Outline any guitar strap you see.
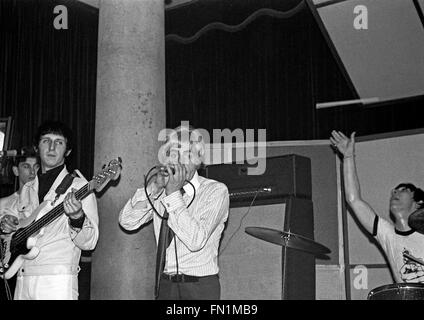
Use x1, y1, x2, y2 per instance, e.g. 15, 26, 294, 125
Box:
51, 171, 78, 206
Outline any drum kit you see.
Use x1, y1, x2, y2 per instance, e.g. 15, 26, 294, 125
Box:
244, 226, 331, 256
367, 208, 424, 300
245, 206, 424, 300
368, 283, 424, 300
408, 208, 424, 235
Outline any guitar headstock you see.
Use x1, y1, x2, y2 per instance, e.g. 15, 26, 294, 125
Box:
91, 157, 122, 192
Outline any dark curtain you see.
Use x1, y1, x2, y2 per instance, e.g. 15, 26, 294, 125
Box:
0, 0, 98, 300
316, 96, 424, 139
0, 0, 98, 182
165, 0, 424, 140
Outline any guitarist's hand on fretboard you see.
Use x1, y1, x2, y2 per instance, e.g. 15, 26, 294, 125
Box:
63, 188, 84, 219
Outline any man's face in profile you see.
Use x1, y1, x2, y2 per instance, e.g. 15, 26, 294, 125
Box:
390, 186, 417, 215
13, 157, 39, 185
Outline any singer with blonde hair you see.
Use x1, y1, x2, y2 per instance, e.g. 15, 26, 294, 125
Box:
119, 124, 229, 300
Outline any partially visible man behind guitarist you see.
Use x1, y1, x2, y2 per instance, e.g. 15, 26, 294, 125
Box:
0, 121, 99, 300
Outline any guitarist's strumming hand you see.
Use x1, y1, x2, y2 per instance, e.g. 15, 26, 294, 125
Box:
0, 213, 18, 234
63, 188, 84, 220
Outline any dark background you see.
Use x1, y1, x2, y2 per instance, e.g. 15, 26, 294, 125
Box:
1, 0, 423, 299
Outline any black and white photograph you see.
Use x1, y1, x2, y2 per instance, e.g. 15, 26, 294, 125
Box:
0, 117, 12, 151
1, 0, 424, 308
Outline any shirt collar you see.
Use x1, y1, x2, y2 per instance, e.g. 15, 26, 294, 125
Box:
183, 171, 200, 196
395, 228, 415, 236
37, 164, 66, 202
38, 163, 65, 179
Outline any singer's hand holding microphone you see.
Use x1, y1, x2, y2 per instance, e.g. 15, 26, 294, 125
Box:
165, 164, 186, 196
150, 166, 169, 196
150, 164, 185, 196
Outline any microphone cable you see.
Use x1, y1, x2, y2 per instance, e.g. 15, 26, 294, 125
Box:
144, 166, 164, 220
219, 188, 260, 255
143, 165, 197, 280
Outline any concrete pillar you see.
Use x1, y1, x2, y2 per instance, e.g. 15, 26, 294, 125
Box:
91, 0, 165, 299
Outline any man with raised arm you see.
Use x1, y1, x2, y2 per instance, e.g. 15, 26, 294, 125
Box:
330, 130, 424, 283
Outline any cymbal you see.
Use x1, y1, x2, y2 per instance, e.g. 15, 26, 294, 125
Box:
408, 208, 424, 235
245, 226, 331, 256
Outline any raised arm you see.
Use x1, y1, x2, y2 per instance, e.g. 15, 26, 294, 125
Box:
330, 130, 378, 234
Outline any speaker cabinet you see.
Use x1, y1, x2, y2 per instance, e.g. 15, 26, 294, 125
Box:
282, 196, 315, 299
203, 154, 316, 299
202, 154, 312, 208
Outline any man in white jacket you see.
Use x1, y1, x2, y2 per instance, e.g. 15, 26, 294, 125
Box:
0, 121, 99, 300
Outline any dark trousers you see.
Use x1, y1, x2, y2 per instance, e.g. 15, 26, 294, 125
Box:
157, 274, 220, 300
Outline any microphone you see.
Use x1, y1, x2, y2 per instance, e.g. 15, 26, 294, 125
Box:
156, 165, 176, 176
0, 149, 25, 157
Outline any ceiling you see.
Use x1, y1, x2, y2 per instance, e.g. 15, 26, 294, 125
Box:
77, 0, 196, 10
78, 0, 424, 107
311, 0, 424, 107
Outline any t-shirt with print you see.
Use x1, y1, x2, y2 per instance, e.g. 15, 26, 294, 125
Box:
374, 215, 424, 283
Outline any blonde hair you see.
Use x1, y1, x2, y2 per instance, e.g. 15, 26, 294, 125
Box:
158, 125, 205, 168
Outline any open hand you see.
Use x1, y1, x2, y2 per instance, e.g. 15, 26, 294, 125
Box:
330, 131, 356, 157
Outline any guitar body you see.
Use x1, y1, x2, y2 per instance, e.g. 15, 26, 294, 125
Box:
0, 203, 48, 279
4, 240, 40, 279
1, 158, 121, 280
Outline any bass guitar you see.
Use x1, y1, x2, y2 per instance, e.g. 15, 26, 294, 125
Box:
0, 158, 122, 279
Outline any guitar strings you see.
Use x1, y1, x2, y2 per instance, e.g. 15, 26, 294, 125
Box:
10, 184, 89, 247
1, 183, 88, 298
12, 184, 88, 245
9, 166, 117, 248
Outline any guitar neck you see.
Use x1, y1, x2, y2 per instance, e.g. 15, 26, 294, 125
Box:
18, 183, 92, 239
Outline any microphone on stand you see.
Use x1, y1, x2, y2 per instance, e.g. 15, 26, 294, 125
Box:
0, 149, 26, 157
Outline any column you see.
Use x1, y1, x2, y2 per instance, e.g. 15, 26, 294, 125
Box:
91, 0, 165, 299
